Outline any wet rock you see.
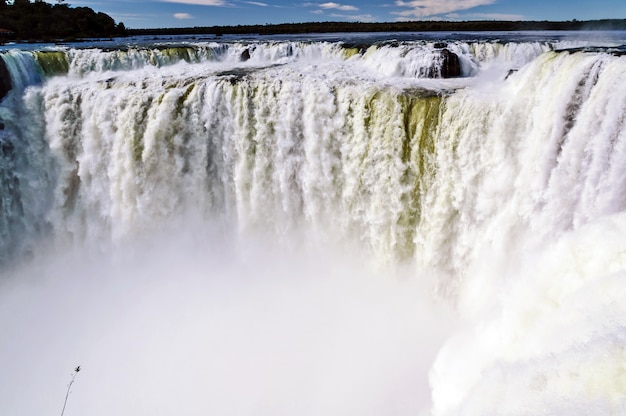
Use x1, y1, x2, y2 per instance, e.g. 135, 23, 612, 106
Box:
440, 48, 461, 78
423, 48, 462, 78
240, 48, 251, 61
0, 58, 11, 102
341, 43, 371, 54
0, 138, 14, 157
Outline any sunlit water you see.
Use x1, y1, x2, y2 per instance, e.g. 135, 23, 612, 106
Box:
1, 31, 626, 415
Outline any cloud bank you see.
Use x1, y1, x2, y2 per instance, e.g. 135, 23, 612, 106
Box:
393, 0, 497, 18
319, 2, 358, 11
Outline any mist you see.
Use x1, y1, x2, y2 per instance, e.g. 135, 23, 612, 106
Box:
0, 223, 457, 416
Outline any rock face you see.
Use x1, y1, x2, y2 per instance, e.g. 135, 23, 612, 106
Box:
0, 137, 13, 157
0, 57, 11, 102
439, 48, 461, 78
423, 46, 462, 78
240, 48, 251, 62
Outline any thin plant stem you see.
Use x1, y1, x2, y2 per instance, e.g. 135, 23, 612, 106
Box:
60, 366, 81, 416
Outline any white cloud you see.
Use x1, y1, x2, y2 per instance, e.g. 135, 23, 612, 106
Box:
319, 2, 358, 11
312, 9, 324, 14
164, 0, 227, 6
244, 1, 269, 5
393, 0, 497, 18
174, 12, 194, 19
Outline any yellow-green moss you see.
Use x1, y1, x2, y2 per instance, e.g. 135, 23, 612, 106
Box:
35, 51, 69, 76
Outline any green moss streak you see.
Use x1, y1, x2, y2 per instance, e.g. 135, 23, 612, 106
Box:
343, 47, 360, 59
162, 47, 196, 63
397, 93, 443, 259
131, 97, 152, 163
35, 51, 69, 76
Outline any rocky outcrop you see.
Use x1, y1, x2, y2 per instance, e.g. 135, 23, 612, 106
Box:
0, 57, 11, 102
423, 46, 462, 78
439, 48, 461, 78
0, 137, 13, 157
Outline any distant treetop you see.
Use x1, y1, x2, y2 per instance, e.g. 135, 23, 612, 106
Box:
0, 0, 126, 41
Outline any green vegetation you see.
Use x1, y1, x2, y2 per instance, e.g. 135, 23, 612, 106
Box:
35, 51, 69, 75
0, 0, 125, 42
128, 19, 626, 37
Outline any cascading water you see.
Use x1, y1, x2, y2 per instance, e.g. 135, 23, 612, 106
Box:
1, 33, 625, 416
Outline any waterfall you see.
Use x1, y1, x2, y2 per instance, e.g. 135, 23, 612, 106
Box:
2, 41, 624, 269
1, 35, 625, 415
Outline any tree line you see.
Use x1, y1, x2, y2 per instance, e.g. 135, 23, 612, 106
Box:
129, 19, 626, 37
0, 0, 125, 41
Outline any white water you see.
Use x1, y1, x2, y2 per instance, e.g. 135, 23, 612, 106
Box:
1, 34, 626, 415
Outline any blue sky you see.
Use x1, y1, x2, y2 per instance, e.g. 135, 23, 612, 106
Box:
66, 0, 626, 29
